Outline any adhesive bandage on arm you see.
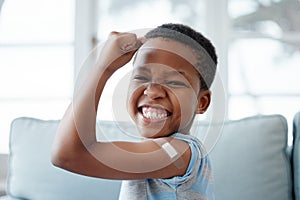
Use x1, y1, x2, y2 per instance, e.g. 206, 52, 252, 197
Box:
154, 138, 178, 159
161, 142, 178, 159
154, 138, 185, 169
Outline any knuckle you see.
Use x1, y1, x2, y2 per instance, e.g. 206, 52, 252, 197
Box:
109, 31, 119, 35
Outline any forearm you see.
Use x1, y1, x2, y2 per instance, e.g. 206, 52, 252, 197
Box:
72, 65, 112, 145
52, 64, 112, 163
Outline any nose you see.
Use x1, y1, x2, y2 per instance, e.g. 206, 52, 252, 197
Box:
143, 83, 166, 99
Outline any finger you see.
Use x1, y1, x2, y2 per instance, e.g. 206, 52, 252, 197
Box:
109, 31, 120, 36
109, 32, 145, 52
138, 36, 147, 45
119, 34, 140, 52
122, 35, 147, 52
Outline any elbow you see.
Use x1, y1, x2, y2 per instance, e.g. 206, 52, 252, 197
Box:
51, 147, 74, 170
51, 150, 66, 169
51, 147, 90, 177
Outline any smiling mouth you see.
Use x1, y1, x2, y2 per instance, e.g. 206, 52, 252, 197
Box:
138, 105, 172, 121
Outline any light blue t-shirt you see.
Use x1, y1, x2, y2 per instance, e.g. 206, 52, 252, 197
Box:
119, 133, 215, 200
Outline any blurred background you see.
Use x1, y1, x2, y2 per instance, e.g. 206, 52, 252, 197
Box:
0, 0, 299, 153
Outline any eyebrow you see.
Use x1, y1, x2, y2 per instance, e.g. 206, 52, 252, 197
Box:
134, 66, 186, 76
164, 70, 186, 77
134, 66, 150, 73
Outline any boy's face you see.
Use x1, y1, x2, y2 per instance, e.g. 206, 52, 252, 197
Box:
127, 38, 210, 138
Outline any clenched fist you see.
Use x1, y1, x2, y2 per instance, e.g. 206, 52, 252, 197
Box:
97, 31, 146, 74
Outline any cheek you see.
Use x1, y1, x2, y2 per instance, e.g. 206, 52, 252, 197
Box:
176, 92, 198, 117
126, 84, 144, 115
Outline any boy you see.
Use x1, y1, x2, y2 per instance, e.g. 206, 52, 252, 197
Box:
51, 23, 217, 199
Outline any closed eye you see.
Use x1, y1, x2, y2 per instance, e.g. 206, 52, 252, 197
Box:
133, 75, 150, 82
165, 81, 189, 88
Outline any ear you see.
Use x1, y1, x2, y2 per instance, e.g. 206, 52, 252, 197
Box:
195, 90, 211, 114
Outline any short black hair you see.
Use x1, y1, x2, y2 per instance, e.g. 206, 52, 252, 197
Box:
145, 23, 217, 90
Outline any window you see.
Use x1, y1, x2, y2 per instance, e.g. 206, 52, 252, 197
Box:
228, 0, 300, 143
0, 0, 74, 153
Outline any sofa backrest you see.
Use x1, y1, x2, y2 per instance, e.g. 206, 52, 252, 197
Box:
5, 115, 294, 200
210, 115, 293, 200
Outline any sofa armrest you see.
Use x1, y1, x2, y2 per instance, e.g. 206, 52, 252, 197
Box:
293, 111, 300, 200
0, 154, 8, 196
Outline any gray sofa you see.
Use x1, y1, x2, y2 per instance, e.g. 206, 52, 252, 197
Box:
1, 112, 300, 200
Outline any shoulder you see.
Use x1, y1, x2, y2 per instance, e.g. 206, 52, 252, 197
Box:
159, 133, 213, 186
172, 133, 207, 156
167, 133, 212, 180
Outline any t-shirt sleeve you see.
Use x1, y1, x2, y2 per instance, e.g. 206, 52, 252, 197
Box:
160, 138, 203, 188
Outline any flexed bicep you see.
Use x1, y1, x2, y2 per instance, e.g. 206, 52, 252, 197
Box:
62, 138, 191, 180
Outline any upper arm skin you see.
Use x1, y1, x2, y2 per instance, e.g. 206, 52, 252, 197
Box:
52, 132, 191, 180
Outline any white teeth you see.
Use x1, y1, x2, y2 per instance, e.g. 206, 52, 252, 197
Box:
142, 109, 167, 120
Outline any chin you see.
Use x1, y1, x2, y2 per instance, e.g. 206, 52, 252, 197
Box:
137, 127, 163, 138
136, 125, 176, 138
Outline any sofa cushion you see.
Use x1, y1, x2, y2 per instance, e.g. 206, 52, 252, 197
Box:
293, 111, 300, 199
210, 115, 293, 200
7, 117, 121, 200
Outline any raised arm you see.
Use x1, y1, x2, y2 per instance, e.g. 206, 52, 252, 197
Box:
51, 32, 191, 180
